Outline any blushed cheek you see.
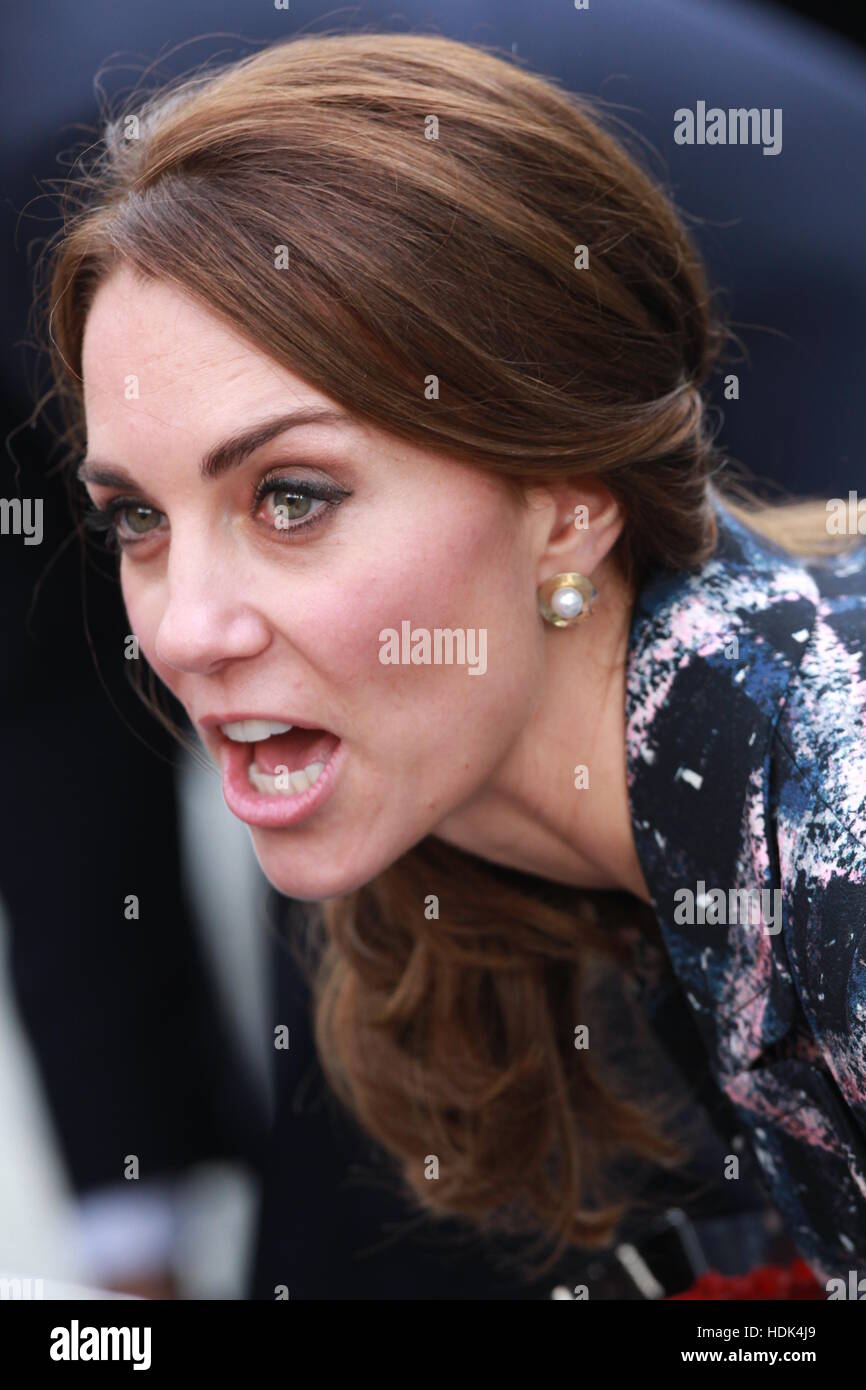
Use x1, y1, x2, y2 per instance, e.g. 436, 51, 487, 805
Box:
303, 540, 481, 683
296, 514, 525, 742
360, 498, 521, 636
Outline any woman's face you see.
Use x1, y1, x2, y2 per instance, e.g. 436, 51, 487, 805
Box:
80, 267, 552, 899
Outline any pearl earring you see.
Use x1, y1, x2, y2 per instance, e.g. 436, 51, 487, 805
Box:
537, 572, 598, 627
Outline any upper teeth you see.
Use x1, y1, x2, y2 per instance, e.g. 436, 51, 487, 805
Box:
220, 719, 293, 742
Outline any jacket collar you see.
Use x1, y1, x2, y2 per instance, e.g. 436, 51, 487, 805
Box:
624, 493, 820, 1078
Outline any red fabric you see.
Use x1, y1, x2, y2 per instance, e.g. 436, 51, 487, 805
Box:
665, 1258, 824, 1300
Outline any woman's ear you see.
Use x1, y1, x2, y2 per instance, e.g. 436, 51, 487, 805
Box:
528, 479, 624, 581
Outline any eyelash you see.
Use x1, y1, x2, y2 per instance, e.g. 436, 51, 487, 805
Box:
82, 475, 350, 552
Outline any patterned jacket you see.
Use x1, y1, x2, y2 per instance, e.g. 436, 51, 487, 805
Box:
625, 490, 866, 1285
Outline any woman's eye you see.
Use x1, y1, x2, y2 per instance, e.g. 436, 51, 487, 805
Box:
82, 498, 166, 550
81, 475, 350, 552
254, 477, 350, 536
263, 487, 320, 527
118, 503, 163, 536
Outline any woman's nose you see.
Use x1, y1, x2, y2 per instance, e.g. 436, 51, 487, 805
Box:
152, 545, 272, 675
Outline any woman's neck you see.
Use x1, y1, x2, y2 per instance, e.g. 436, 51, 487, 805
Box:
432, 558, 653, 905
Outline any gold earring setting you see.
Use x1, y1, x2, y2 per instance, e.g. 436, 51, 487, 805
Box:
537, 572, 598, 627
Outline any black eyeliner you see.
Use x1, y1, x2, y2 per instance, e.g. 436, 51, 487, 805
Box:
80, 474, 351, 551
252, 475, 352, 507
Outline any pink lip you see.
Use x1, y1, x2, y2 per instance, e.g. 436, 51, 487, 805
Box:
219, 735, 345, 830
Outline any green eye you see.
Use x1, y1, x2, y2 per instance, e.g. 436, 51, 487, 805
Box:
272, 490, 314, 523
119, 504, 161, 535
254, 475, 352, 540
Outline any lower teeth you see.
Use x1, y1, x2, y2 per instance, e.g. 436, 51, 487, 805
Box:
248, 759, 326, 796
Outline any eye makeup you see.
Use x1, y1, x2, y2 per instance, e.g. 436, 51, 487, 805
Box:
81, 470, 353, 551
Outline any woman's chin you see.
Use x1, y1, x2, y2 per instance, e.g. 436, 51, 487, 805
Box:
248, 837, 375, 902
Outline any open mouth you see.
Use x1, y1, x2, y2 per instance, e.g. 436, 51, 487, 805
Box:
220, 719, 341, 797
213, 716, 345, 831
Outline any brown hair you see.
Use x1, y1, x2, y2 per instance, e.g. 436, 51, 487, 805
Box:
39, 32, 853, 1274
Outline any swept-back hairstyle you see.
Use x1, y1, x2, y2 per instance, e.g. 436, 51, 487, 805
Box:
41, 32, 846, 1272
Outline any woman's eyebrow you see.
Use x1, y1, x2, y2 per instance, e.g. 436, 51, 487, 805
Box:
77, 406, 353, 487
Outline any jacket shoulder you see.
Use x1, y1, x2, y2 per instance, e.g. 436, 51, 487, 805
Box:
770, 540, 866, 1130
773, 541, 866, 842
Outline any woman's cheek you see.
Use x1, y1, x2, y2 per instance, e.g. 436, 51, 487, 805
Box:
300, 596, 398, 683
